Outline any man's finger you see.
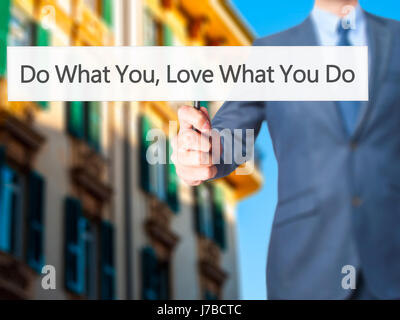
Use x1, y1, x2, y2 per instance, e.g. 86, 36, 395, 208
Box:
178, 105, 211, 131
182, 179, 202, 186
177, 129, 211, 152
175, 149, 213, 167
176, 165, 217, 181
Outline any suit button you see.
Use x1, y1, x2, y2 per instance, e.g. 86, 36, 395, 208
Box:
350, 142, 358, 150
352, 196, 362, 207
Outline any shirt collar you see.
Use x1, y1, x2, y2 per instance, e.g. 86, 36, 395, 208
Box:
311, 4, 365, 35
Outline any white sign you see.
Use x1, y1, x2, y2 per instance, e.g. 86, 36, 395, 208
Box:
7, 46, 368, 101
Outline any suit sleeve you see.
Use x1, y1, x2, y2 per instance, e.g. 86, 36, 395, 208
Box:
211, 100, 266, 179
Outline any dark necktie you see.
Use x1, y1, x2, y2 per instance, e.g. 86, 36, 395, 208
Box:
336, 22, 361, 135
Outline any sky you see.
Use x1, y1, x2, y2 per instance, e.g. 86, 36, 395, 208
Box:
231, 0, 400, 300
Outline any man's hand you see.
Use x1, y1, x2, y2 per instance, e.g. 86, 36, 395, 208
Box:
171, 105, 220, 186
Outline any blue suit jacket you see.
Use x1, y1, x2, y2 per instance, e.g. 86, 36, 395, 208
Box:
212, 12, 400, 299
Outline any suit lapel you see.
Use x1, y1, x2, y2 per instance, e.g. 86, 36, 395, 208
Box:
298, 18, 348, 138
353, 12, 392, 139
290, 15, 390, 140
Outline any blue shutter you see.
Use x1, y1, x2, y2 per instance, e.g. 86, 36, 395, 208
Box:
67, 101, 85, 139
213, 186, 226, 250
141, 246, 159, 300
205, 290, 218, 300
27, 171, 46, 272
101, 221, 115, 300
167, 141, 179, 213
64, 197, 85, 294
86, 102, 101, 152
34, 23, 49, 109
213, 207, 226, 250
193, 187, 203, 234
194, 185, 208, 236
0, 146, 3, 169
140, 116, 151, 192
0, 146, 11, 252
0, 148, 14, 253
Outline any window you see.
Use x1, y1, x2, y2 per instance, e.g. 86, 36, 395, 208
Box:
81, 217, 99, 299
65, 197, 85, 294
150, 133, 166, 200
141, 246, 170, 300
64, 196, 115, 299
27, 171, 46, 272
101, 221, 115, 300
139, 116, 168, 202
7, 4, 49, 108
1, 2, 49, 77
143, 10, 175, 46
8, 5, 33, 47
143, 9, 159, 46
194, 184, 213, 238
0, 146, 46, 271
67, 101, 102, 152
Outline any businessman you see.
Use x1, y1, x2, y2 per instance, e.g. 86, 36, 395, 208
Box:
171, 0, 400, 299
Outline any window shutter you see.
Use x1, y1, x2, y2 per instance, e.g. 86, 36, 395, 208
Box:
205, 290, 218, 300
213, 186, 226, 250
64, 197, 85, 294
0, 0, 11, 76
67, 101, 85, 139
0, 36, 7, 77
140, 116, 151, 192
167, 141, 179, 213
163, 24, 174, 46
34, 23, 49, 109
0, 167, 15, 253
86, 102, 101, 152
0, 0, 11, 34
102, 0, 113, 27
194, 185, 207, 236
141, 246, 159, 300
101, 221, 115, 300
27, 171, 46, 272
143, 9, 156, 46
0, 146, 4, 168
35, 23, 49, 46
0, 146, 11, 252
201, 101, 210, 111
158, 262, 170, 299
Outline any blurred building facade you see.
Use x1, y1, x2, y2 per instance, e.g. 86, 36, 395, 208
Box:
0, 0, 262, 300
